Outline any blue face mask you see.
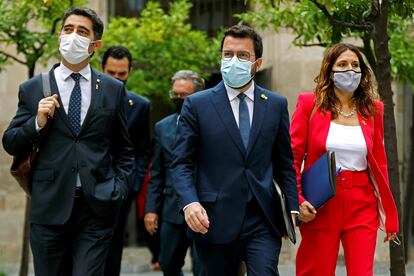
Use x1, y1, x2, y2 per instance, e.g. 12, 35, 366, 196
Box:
332, 70, 362, 93
221, 56, 256, 88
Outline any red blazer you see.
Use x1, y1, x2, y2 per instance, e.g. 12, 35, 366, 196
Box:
290, 93, 399, 233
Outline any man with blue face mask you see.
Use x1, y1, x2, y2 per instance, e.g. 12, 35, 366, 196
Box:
2, 7, 134, 276
171, 25, 299, 276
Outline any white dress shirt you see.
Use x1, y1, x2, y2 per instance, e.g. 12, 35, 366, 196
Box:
54, 62, 92, 123
225, 81, 254, 127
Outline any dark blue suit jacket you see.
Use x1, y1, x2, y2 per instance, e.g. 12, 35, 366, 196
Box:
145, 113, 184, 224
124, 91, 150, 192
2, 64, 135, 225
171, 81, 298, 244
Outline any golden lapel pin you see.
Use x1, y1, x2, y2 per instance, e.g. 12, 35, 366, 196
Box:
260, 93, 268, 100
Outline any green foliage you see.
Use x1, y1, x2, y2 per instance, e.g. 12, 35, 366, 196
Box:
0, 0, 85, 77
239, 0, 414, 84
389, 14, 414, 84
95, 0, 221, 101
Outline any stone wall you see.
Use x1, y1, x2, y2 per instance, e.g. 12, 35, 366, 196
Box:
0, 62, 30, 265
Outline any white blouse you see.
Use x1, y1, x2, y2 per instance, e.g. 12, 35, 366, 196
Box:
326, 121, 367, 171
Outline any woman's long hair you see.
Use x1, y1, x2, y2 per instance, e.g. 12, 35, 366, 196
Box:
314, 43, 378, 118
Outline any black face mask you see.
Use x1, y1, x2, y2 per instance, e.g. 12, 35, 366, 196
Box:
116, 78, 127, 85
173, 98, 184, 114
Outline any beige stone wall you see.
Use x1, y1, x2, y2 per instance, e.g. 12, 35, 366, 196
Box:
260, 29, 325, 117
0, 62, 30, 264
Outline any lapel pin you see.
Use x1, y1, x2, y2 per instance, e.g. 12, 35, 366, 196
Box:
260, 93, 268, 100
128, 99, 134, 106
362, 120, 366, 126
96, 78, 100, 91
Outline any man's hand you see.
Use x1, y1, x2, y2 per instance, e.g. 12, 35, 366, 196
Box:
184, 202, 209, 234
299, 201, 317, 222
37, 94, 60, 128
144, 212, 159, 235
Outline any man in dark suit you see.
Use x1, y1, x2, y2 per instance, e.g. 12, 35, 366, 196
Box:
102, 46, 150, 276
144, 70, 206, 276
2, 8, 134, 276
171, 25, 299, 276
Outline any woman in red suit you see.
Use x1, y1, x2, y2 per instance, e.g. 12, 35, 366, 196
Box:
290, 43, 399, 276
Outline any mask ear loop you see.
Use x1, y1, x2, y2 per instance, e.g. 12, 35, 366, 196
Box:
88, 41, 97, 58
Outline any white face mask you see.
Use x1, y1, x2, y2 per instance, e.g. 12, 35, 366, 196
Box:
59, 33, 93, 65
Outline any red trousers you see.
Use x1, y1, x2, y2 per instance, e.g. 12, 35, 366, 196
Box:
296, 170, 379, 276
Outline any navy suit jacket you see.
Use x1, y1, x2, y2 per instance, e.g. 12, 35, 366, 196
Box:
171, 81, 298, 244
124, 91, 150, 192
2, 64, 135, 225
145, 113, 184, 224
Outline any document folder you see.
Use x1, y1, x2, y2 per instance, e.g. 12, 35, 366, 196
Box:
273, 180, 296, 244
301, 151, 337, 209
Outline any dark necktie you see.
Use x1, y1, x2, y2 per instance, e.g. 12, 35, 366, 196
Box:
68, 73, 82, 135
238, 93, 250, 148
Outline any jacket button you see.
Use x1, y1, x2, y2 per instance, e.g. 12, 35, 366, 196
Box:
71, 167, 76, 172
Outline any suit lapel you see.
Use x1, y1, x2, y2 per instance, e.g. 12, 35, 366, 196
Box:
311, 107, 331, 154
172, 113, 178, 138
49, 64, 74, 134
79, 68, 100, 135
357, 113, 374, 155
211, 82, 246, 156
246, 85, 269, 156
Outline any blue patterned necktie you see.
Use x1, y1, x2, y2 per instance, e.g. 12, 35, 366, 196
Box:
237, 93, 250, 149
68, 73, 82, 135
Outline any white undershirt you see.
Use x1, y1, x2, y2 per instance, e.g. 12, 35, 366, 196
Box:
326, 121, 367, 171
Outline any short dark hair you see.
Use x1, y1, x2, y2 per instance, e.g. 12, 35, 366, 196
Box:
220, 25, 263, 59
61, 7, 104, 40
102, 46, 133, 71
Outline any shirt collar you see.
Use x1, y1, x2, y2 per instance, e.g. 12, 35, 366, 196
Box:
58, 62, 91, 82
225, 81, 255, 102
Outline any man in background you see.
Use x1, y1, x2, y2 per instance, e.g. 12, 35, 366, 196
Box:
144, 70, 206, 276
102, 45, 151, 276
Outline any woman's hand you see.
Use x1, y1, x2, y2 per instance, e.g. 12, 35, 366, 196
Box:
299, 201, 317, 222
384, 232, 399, 244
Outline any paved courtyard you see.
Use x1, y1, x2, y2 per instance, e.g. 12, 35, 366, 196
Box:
2, 247, 414, 275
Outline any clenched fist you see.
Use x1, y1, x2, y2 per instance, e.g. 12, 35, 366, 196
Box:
37, 94, 60, 127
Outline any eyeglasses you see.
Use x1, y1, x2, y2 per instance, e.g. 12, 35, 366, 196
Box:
222, 51, 254, 62
169, 90, 193, 99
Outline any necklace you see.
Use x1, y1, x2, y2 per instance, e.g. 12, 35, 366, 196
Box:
336, 105, 356, 118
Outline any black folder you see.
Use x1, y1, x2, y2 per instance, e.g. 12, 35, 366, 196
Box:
273, 180, 296, 244
301, 151, 337, 209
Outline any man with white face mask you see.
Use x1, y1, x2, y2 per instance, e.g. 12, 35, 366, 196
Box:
171, 25, 298, 275
2, 7, 134, 276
